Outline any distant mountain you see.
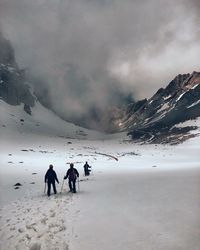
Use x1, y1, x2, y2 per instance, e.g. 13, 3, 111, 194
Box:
1, 34, 199, 144
114, 72, 200, 144
0, 33, 35, 115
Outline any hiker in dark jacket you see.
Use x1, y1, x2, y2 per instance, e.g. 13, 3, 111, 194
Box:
45, 164, 59, 196
64, 163, 79, 193
83, 161, 91, 176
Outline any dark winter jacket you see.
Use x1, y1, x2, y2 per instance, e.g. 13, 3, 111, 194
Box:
83, 163, 91, 170
45, 169, 59, 183
83, 163, 91, 175
64, 168, 79, 181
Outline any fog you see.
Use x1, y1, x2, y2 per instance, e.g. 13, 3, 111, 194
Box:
0, 0, 200, 122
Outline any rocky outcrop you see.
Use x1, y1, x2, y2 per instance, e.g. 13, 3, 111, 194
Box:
116, 71, 200, 144
0, 33, 35, 114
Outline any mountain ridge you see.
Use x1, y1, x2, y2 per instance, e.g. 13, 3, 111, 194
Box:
0, 35, 199, 144
114, 71, 200, 144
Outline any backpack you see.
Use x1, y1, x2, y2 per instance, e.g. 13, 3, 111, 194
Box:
68, 168, 76, 180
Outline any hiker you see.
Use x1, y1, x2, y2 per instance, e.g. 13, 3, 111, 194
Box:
64, 163, 79, 193
45, 164, 59, 196
83, 161, 91, 176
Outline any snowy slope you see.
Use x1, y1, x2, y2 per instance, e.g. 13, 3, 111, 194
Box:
0, 100, 200, 250
0, 99, 106, 140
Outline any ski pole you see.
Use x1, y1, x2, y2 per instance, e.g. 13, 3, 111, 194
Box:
60, 178, 65, 193
44, 182, 47, 194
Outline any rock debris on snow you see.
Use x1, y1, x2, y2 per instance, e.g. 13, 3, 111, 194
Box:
14, 183, 22, 186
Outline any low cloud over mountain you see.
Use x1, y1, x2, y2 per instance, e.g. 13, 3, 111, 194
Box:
0, 0, 199, 126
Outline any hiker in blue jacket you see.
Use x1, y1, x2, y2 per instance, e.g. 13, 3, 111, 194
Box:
64, 163, 79, 193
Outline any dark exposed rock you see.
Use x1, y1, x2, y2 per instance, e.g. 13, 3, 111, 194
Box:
14, 183, 22, 186
121, 152, 140, 156
0, 33, 35, 110
0, 31, 16, 65
24, 104, 32, 115
116, 71, 200, 144
29, 149, 35, 152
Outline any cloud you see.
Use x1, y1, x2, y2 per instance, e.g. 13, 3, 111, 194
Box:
0, 0, 199, 121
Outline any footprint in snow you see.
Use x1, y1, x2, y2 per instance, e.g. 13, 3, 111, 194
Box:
40, 217, 48, 225
10, 226, 16, 231
50, 212, 56, 217
18, 228, 24, 233
29, 242, 41, 250
63, 244, 69, 250
26, 223, 37, 232
26, 234, 31, 241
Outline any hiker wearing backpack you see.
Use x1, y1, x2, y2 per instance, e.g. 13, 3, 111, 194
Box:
83, 161, 91, 176
45, 164, 59, 196
64, 163, 79, 193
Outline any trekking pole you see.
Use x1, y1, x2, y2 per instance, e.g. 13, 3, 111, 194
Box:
44, 182, 47, 194
60, 178, 65, 194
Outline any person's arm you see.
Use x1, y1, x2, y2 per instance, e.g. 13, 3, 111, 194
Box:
54, 171, 59, 183
64, 170, 69, 179
76, 169, 79, 178
45, 170, 48, 183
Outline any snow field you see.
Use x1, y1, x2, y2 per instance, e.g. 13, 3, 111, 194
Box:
1, 100, 200, 250
70, 168, 200, 250
0, 192, 77, 250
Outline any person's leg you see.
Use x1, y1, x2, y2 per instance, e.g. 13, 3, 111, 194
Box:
68, 180, 73, 191
52, 181, 57, 194
73, 180, 76, 193
47, 182, 51, 196
85, 169, 89, 176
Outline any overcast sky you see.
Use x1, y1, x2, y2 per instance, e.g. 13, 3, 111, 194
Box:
0, 0, 200, 117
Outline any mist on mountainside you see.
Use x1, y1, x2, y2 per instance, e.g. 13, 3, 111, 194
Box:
0, 0, 200, 131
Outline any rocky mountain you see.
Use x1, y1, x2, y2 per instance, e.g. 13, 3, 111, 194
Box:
0, 33, 35, 115
0, 33, 199, 144
114, 71, 200, 144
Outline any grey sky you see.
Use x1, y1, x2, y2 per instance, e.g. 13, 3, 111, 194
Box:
0, 0, 200, 117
